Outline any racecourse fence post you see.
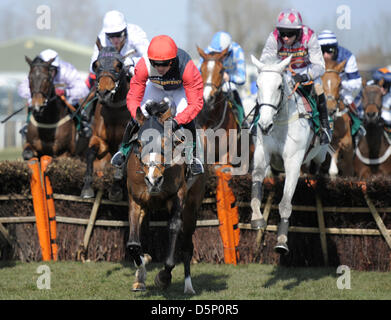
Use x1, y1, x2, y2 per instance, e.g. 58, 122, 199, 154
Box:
315, 193, 329, 266
40, 156, 58, 261
27, 158, 52, 261
81, 189, 103, 261
215, 165, 240, 265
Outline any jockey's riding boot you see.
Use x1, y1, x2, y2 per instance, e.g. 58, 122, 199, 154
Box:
19, 123, 28, 138
317, 94, 332, 145
183, 121, 204, 176
80, 108, 92, 138
111, 118, 139, 168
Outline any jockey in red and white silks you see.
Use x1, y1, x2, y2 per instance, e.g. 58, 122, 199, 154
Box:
260, 14, 325, 87
257, 8, 330, 145
127, 37, 203, 126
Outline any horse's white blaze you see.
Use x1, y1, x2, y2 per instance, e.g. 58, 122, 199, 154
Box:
147, 152, 159, 183
203, 60, 215, 101
327, 79, 332, 91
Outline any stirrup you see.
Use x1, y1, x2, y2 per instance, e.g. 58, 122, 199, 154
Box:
111, 151, 125, 168
320, 127, 331, 144
190, 157, 204, 175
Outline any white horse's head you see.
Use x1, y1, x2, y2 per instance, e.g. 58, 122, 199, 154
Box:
251, 55, 292, 135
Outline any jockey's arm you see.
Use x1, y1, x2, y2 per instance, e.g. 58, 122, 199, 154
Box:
306, 34, 325, 81
127, 58, 149, 119
340, 55, 362, 104
259, 32, 278, 65
229, 45, 246, 85
60, 62, 90, 104
174, 61, 204, 125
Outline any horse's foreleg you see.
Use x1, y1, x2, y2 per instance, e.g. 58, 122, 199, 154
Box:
250, 147, 269, 229
274, 155, 303, 254
127, 199, 148, 291
80, 146, 97, 199
329, 147, 340, 177
22, 142, 36, 160
155, 197, 183, 290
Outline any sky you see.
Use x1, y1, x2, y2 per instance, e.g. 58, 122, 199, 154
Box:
1, 0, 390, 58
96, 0, 391, 56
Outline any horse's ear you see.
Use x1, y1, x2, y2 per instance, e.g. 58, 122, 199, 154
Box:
220, 47, 230, 59
160, 106, 172, 123
362, 77, 367, 88
96, 37, 103, 51
336, 59, 347, 73
136, 108, 145, 124
278, 55, 292, 72
25, 56, 33, 67
251, 54, 264, 71
196, 46, 206, 60
47, 57, 55, 66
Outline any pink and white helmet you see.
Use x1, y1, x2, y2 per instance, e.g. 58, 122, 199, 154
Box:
276, 9, 303, 29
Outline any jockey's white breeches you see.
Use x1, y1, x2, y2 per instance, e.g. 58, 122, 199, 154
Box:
140, 80, 187, 118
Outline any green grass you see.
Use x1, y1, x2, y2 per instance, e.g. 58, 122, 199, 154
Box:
0, 147, 23, 161
0, 261, 390, 300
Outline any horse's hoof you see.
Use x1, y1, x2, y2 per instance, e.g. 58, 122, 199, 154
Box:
132, 282, 146, 292
154, 270, 172, 290
81, 187, 94, 199
108, 188, 123, 202
274, 242, 289, 255
22, 149, 34, 160
251, 218, 266, 229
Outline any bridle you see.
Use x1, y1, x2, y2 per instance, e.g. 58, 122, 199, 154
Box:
29, 63, 57, 106
323, 68, 345, 118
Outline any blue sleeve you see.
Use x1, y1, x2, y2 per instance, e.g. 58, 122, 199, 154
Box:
230, 43, 246, 85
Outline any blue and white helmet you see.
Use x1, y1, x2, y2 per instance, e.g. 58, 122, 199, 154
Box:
318, 30, 338, 47
208, 31, 232, 53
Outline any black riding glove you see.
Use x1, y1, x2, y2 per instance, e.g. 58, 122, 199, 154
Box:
172, 119, 180, 131
293, 73, 309, 84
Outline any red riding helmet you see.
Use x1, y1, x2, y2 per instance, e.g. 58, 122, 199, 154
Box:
148, 35, 178, 61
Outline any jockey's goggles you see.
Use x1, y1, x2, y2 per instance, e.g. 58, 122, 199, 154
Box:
150, 59, 172, 67
106, 30, 126, 39
321, 45, 337, 54
278, 29, 298, 38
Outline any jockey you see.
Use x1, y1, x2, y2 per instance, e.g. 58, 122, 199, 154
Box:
17, 49, 90, 137
199, 31, 247, 126
259, 9, 331, 144
111, 35, 205, 175
318, 30, 363, 116
83, 10, 149, 132
373, 66, 391, 132
86, 10, 149, 89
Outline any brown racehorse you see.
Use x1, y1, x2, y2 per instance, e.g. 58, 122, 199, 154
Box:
321, 58, 354, 177
22, 56, 77, 160
126, 100, 206, 294
353, 83, 391, 178
196, 46, 252, 173
81, 39, 130, 200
